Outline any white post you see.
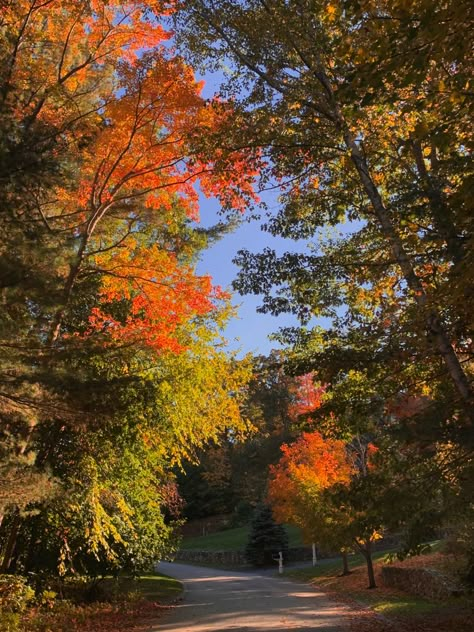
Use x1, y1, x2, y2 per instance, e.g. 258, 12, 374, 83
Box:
312, 543, 317, 566
278, 551, 283, 574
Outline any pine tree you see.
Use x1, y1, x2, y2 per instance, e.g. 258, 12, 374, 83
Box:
245, 504, 288, 567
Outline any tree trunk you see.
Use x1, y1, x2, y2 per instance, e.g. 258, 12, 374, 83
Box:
309, 66, 473, 415
0, 513, 21, 572
361, 539, 376, 589
197, 5, 474, 416
339, 121, 473, 415
49, 233, 89, 344
341, 549, 350, 576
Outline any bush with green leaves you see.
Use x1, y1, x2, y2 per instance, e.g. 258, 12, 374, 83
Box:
0, 574, 34, 613
0, 611, 20, 632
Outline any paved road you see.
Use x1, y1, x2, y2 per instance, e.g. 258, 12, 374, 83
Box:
153, 562, 349, 631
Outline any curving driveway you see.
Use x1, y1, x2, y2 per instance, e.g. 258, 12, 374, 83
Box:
153, 561, 349, 631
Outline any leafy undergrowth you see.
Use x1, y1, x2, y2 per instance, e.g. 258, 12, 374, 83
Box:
287, 550, 474, 632
12, 573, 182, 632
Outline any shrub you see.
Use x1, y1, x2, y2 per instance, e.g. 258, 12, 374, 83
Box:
0, 574, 35, 613
0, 611, 21, 632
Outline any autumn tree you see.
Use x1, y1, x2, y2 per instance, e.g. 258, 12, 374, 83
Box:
173, 0, 473, 559
0, 0, 255, 446
177, 352, 301, 521
268, 431, 354, 574
174, 0, 472, 414
0, 0, 256, 576
6, 335, 251, 576
269, 431, 400, 587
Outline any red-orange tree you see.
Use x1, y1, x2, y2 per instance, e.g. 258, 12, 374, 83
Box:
269, 431, 387, 587
0, 1, 256, 573
288, 373, 325, 423
2, 0, 257, 353
0, 0, 257, 421
268, 431, 354, 568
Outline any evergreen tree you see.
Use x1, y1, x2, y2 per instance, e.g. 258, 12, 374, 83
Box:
245, 504, 288, 567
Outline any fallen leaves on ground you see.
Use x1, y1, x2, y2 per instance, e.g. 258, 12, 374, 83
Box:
22, 599, 178, 631
310, 554, 473, 632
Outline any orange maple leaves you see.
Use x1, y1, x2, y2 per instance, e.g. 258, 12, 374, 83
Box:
288, 373, 325, 421
270, 431, 353, 496
68, 55, 207, 222
88, 241, 223, 352
5, 1, 259, 353
4, 1, 169, 123
268, 431, 354, 526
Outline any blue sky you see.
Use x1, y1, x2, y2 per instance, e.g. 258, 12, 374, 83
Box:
196, 196, 304, 357
193, 71, 309, 357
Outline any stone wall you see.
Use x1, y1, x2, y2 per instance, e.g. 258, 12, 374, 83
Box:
175, 546, 334, 566
176, 538, 401, 568
175, 549, 247, 566
381, 565, 463, 600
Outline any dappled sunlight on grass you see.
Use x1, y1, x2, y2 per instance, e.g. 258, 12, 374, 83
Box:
372, 598, 437, 616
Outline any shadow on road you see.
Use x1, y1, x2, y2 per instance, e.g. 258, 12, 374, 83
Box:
153, 562, 349, 631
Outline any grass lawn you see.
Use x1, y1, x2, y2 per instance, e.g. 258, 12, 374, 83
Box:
180, 523, 304, 550
285, 547, 474, 632
286, 547, 398, 582
102, 571, 183, 602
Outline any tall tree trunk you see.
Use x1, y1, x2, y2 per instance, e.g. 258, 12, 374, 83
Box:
303, 62, 473, 414
341, 549, 350, 576
356, 538, 376, 589
0, 513, 21, 572
335, 114, 473, 415
195, 0, 473, 414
